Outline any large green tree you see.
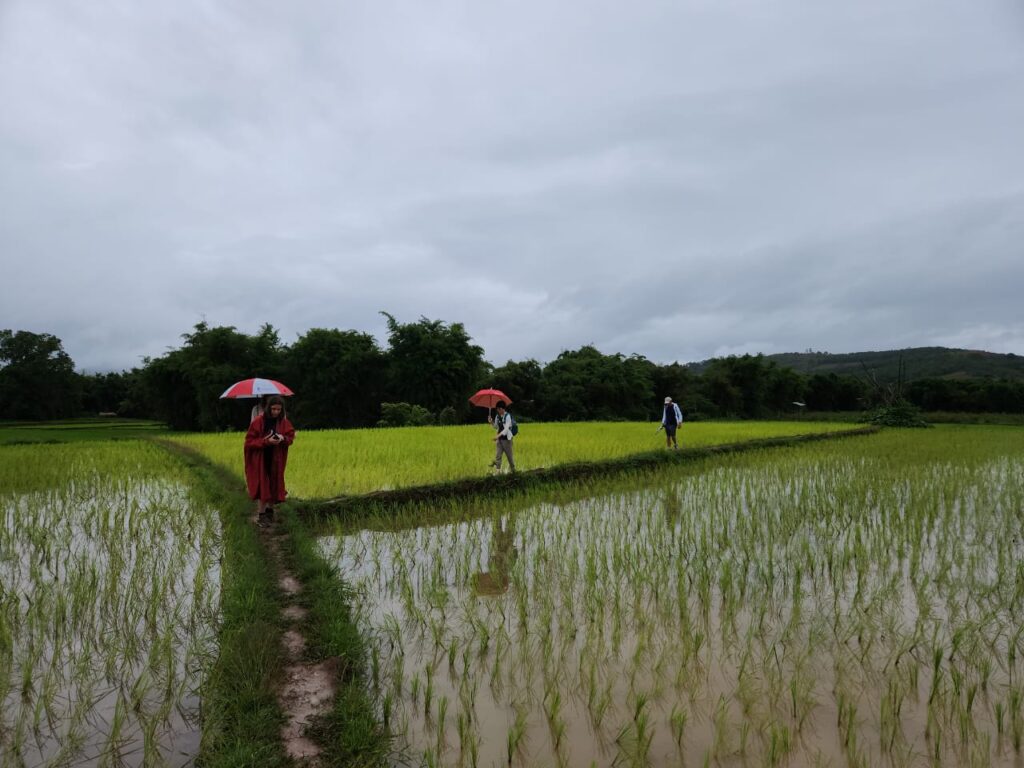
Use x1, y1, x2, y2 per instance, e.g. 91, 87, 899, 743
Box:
285, 328, 386, 428
804, 373, 865, 411
0, 330, 80, 420
79, 370, 139, 415
701, 355, 774, 417
140, 322, 284, 430
381, 313, 486, 416
486, 359, 543, 416
539, 346, 655, 421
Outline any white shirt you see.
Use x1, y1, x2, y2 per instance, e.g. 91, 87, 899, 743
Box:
494, 412, 514, 440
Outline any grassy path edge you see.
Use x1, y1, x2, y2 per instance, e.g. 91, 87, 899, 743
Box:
157, 440, 291, 767
277, 509, 389, 766
298, 426, 880, 520
158, 439, 387, 767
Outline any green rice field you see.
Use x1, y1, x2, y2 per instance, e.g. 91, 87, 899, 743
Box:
171, 420, 859, 498
320, 425, 1024, 767
4, 420, 1023, 766
0, 441, 222, 767
0, 418, 167, 445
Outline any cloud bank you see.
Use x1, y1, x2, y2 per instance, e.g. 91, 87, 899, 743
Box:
2, 0, 1023, 370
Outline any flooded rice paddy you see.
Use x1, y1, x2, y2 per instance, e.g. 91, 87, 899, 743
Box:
323, 427, 1024, 767
0, 443, 221, 767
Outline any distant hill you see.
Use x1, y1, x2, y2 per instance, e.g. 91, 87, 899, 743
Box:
688, 347, 1024, 383
768, 347, 1024, 382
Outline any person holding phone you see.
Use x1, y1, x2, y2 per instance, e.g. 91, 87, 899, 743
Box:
244, 395, 295, 527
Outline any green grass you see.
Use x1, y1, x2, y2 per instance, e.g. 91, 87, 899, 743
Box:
277, 507, 388, 766
320, 425, 1024, 767
0, 417, 167, 445
170, 420, 862, 498
0, 438, 290, 767
165, 445, 291, 768
923, 411, 1024, 425
0, 441, 228, 766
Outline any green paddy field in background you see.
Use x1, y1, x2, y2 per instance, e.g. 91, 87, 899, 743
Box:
0, 418, 167, 444
170, 420, 861, 498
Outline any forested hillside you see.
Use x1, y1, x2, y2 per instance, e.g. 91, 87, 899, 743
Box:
763, 347, 1024, 382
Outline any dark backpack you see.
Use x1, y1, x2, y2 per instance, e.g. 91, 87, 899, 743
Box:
664, 404, 678, 427
498, 412, 519, 437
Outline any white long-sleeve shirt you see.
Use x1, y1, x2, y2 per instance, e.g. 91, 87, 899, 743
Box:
493, 412, 514, 440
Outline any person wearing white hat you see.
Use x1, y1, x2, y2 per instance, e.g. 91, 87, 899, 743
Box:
661, 396, 683, 450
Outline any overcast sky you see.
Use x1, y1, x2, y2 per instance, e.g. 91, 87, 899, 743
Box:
2, 0, 1023, 372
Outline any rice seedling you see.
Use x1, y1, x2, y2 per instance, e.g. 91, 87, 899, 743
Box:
0, 441, 222, 767
313, 425, 1024, 766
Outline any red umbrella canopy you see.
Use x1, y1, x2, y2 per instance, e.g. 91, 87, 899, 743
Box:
220, 378, 295, 399
469, 388, 512, 408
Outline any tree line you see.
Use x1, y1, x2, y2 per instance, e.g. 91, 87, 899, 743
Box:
2, 320, 1022, 429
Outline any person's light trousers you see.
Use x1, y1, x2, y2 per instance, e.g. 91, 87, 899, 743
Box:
494, 438, 515, 470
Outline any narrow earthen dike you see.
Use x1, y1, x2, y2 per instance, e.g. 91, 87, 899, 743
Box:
261, 524, 337, 765
157, 438, 342, 763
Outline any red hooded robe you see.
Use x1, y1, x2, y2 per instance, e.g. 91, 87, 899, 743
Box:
244, 414, 295, 503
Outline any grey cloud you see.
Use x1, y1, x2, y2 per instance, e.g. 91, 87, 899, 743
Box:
2, 0, 1024, 371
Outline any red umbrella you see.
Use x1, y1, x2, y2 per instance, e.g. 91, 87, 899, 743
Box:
220, 377, 295, 399
469, 388, 512, 409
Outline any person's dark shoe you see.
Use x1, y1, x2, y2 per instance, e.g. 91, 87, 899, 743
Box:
257, 507, 274, 528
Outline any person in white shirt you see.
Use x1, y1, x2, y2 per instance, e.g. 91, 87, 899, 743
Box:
250, 395, 270, 423
491, 400, 516, 472
662, 396, 683, 450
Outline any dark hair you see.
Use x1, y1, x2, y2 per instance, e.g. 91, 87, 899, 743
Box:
495, 400, 507, 410
266, 395, 287, 418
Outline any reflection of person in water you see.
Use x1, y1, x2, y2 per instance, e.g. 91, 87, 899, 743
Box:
663, 490, 681, 542
473, 516, 518, 596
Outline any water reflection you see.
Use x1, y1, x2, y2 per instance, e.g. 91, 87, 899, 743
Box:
323, 444, 1024, 768
1, 476, 221, 768
472, 515, 518, 597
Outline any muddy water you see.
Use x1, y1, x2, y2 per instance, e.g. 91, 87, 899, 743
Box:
0, 478, 221, 767
323, 451, 1024, 767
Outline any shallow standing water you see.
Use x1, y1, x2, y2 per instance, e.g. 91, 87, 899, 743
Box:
322, 429, 1024, 767
0, 444, 222, 768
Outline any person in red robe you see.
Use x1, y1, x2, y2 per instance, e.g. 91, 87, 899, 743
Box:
244, 395, 295, 526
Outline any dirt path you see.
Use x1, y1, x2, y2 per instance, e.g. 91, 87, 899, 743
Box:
155, 439, 348, 763
258, 517, 338, 765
